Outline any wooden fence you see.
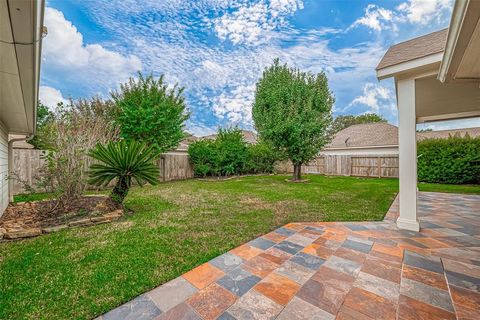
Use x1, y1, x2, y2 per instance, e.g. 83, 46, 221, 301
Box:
278, 154, 399, 178
11, 149, 193, 195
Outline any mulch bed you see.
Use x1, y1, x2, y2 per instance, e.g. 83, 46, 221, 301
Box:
0, 196, 124, 240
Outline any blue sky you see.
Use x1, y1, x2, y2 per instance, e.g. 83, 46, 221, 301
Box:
39, 0, 479, 136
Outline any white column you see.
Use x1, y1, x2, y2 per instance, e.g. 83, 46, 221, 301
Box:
396, 78, 420, 232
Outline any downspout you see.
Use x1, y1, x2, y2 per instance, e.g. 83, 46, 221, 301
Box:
7, 135, 33, 202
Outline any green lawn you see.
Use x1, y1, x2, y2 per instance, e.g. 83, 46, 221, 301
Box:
0, 175, 476, 319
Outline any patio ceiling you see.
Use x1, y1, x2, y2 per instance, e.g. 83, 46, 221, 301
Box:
415, 75, 480, 122
0, 0, 44, 134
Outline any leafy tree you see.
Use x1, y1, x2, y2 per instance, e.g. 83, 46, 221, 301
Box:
216, 128, 249, 176
330, 113, 386, 134
88, 140, 160, 204
246, 141, 282, 174
112, 73, 189, 153
252, 59, 334, 181
29, 102, 55, 149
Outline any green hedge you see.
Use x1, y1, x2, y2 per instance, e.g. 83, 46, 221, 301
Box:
188, 128, 280, 177
417, 135, 480, 184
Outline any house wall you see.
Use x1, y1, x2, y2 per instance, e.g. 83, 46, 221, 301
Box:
0, 121, 9, 215
321, 146, 399, 156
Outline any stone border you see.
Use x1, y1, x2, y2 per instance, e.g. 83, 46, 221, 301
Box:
0, 209, 124, 241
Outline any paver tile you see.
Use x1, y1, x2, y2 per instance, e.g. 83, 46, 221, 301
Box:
274, 227, 296, 237
334, 247, 367, 265
210, 253, 243, 273
253, 272, 300, 305
353, 271, 400, 302
227, 290, 283, 320
445, 270, 480, 292
343, 287, 396, 320
290, 252, 325, 270
403, 250, 443, 274
230, 244, 263, 261
148, 277, 198, 312
400, 278, 454, 312
302, 243, 334, 260
285, 234, 315, 247
276, 296, 335, 320
155, 302, 200, 320
342, 239, 372, 254
217, 267, 261, 297
262, 232, 287, 243
186, 283, 236, 320
242, 255, 279, 278
361, 255, 401, 283
103, 295, 161, 320
336, 306, 373, 320
274, 240, 304, 255
249, 238, 276, 250
296, 278, 349, 315
449, 284, 480, 311
402, 265, 448, 290
311, 265, 355, 292
182, 263, 224, 290
397, 294, 456, 320
323, 255, 362, 277
258, 247, 291, 265
275, 260, 315, 285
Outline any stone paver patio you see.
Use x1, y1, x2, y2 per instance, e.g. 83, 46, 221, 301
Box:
98, 192, 480, 320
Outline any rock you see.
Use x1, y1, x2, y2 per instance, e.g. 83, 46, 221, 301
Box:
0, 227, 6, 240
91, 216, 111, 223
68, 218, 93, 227
103, 210, 123, 220
4, 228, 42, 239
42, 225, 68, 234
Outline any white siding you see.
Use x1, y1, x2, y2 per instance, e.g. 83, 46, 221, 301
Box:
0, 121, 9, 215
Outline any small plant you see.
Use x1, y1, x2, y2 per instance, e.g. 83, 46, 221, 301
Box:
88, 140, 160, 204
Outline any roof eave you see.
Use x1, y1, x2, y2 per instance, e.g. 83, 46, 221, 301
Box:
376, 52, 443, 80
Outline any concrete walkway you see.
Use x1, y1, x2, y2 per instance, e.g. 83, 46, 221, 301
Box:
98, 192, 480, 320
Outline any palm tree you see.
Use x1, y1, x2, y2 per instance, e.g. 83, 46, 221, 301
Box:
88, 140, 160, 204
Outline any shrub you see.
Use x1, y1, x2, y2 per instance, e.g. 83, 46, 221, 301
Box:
417, 135, 480, 184
246, 141, 282, 174
188, 139, 219, 177
88, 140, 160, 204
189, 128, 280, 177
112, 73, 189, 153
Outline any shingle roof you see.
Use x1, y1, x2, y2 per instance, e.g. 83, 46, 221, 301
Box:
376, 28, 448, 70
417, 127, 480, 141
326, 123, 399, 148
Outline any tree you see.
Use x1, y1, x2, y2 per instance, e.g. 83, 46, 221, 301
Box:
29, 102, 55, 149
112, 73, 190, 153
330, 113, 386, 134
88, 140, 160, 204
252, 59, 334, 181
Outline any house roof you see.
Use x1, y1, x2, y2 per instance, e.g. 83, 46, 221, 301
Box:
203, 130, 258, 144
376, 29, 448, 70
417, 127, 480, 141
326, 123, 399, 149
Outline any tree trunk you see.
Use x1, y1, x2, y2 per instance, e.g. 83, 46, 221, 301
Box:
293, 163, 302, 181
111, 176, 130, 204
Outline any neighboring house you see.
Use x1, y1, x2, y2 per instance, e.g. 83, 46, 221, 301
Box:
163, 134, 198, 155
377, 0, 480, 231
322, 123, 399, 156
322, 123, 480, 156
203, 130, 258, 144
0, 0, 44, 214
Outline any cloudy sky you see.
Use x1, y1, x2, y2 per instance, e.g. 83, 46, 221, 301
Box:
39, 0, 479, 136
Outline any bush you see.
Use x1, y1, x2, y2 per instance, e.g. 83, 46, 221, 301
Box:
417, 135, 480, 184
247, 141, 281, 174
189, 128, 281, 177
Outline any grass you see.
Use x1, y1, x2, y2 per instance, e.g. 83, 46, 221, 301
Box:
418, 182, 480, 194
0, 175, 476, 319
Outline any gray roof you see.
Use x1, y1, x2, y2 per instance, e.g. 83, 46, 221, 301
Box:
326, 123, 398, 148
377, 29, 448, 70
417, 127, 480, 141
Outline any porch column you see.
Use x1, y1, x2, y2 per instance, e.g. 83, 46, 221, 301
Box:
396, 78, 420, 232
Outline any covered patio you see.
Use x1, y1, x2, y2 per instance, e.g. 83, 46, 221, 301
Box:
98, 192, 480, 320
376, 0, 480, 232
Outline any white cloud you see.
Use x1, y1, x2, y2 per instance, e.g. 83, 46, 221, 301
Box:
348, 83, 396, 116
186, 124, 217, 137
351, 5, 395, 32
212, 84, 256, 125
212, 0, 304, 45
397, 0, 452, 25
39, 86, 68, 108
43, 7, 142, 92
